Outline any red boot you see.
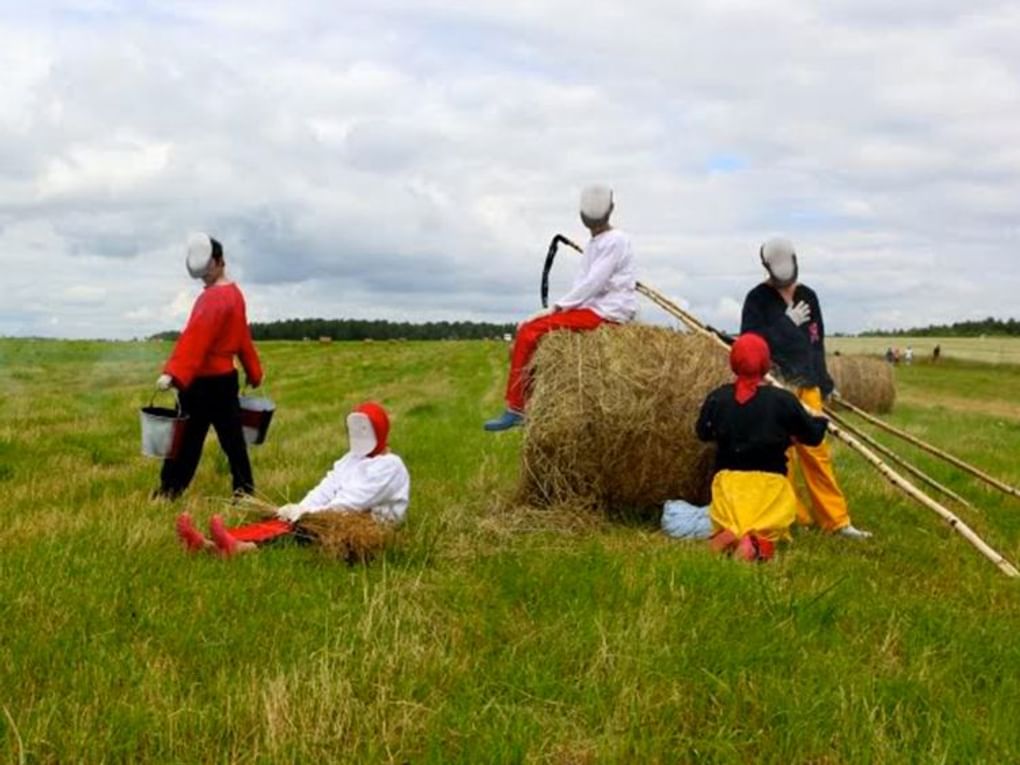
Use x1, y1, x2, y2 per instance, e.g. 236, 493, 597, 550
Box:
175, 512, 207, 553
735, 534, 776, 563
709, 529, 739, 555
209, 514, 239, 558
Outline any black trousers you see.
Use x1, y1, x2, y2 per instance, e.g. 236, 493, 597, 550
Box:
159, 371, 254, 498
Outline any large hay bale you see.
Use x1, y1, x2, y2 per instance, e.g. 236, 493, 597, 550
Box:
519, 324, 731, 513
828, 355, 896, 414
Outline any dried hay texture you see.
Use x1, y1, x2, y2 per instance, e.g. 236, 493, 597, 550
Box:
828, 355, 896, 414
518, 324, 732, 515
295, 512, 395, 564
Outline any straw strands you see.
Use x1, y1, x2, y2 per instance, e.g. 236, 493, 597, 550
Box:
828, 355, 896, 414
518, 324, 731, 514
296, 512, 395, 563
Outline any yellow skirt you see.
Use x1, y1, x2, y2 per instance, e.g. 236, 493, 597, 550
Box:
709, 470, 798, 542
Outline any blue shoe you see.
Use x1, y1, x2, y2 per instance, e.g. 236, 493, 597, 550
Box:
484, 409, 525, 432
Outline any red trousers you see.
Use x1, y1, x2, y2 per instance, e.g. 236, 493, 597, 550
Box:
228, 519, 293, 544
505, 308, 608, 411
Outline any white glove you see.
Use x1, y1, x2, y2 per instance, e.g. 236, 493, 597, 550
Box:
276, 503, 306, 523
785, 301, 811, 327
519, 307, 554, 328
156, 374, 174, 391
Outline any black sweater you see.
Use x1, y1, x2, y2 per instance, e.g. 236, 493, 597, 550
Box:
696, 384, 828, 476
740, 283, 835, 395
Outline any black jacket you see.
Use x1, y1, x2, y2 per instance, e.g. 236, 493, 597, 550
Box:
696, 384, 828, 476
740, 282, 834, 395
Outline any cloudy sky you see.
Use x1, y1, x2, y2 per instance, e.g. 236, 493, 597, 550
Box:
1, 0, 1018, 339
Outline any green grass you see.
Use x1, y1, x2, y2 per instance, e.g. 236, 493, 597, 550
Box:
828, 335, 1020, 365
2, 338, 1020, 763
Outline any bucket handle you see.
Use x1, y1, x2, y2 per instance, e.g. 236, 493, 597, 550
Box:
149, 388, 182, 416
241, 374, 269, 398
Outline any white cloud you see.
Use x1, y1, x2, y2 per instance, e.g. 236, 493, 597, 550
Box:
0, 0, 1019, 338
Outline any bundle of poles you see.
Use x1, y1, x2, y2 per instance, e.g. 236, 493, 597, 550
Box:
548, 234, 1020, 578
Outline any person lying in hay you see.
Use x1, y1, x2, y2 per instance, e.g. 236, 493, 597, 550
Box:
174, 402, 410, 559
694, 333, 829, 562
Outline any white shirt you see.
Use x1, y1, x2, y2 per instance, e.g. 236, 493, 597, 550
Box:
555, 229, 637, 323
298, 452, 411, 525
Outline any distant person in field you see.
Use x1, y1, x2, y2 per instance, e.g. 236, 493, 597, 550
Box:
905, 346, 914, 365
933, 344, 942, 363
175, 402, 410, 557
696, 333, 830, 561
153, 233, 263, 500
484, 184, 638, 431
740, 237, 871, 539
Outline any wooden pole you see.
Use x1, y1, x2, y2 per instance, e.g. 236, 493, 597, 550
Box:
832, 396, 1020, 502
633, 281, 1019, 578
825, 407, 973, 509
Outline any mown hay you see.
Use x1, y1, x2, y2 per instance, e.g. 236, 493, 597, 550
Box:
295, 512, 395, 563
518, 324, 732, 514
828, 355, 896, 414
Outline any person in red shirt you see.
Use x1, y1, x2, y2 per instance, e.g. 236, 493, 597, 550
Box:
152, 233, 264, 500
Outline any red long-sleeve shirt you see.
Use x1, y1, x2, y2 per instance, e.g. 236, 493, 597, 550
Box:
164, 283, 263, 390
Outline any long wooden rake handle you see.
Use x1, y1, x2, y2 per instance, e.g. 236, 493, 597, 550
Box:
634, 281, 1019, 578
833, 396, 1020, 501
824, 407, 972, 509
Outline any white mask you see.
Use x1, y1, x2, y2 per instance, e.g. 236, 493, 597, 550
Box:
186, 232, 214, 279
760, 237, 798, 287
346, 412, 377, 456
580, 184, 613, 221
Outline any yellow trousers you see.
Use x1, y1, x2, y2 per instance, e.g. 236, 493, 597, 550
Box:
787, 387, 850, 532
709, 470, 798, 542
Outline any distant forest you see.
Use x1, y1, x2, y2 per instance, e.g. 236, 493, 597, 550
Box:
150, 318, 517, 342
862, 318, 1020, 338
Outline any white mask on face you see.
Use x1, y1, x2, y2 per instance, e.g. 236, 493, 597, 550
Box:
580, 184, 613, 221
186, 232, 214, 279
346, 412, 377, 457
769, 256, 796, 282
760, 237, 798, 287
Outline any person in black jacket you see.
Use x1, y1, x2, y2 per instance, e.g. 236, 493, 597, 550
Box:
696, 332, 828, 561
740, 237, 871, 539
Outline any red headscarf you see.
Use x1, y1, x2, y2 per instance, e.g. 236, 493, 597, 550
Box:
354, 402, 390, 456
730, 333, 771, 405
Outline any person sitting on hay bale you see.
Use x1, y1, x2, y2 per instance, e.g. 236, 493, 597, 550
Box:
695, 333, 829, 561
741, 237, 871, 540
484, 184, 637, 431
174, 402, 410, 559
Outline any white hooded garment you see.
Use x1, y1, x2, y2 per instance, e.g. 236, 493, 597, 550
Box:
555, 229, 637, 323
298, 452, 410, 525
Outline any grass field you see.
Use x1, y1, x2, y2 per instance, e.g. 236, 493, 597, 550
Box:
827, 335, 1020, 365
2, 337, 1020, 763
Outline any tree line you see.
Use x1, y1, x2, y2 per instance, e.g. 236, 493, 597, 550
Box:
150, 318, 516, 342
862, 317, 1020, 338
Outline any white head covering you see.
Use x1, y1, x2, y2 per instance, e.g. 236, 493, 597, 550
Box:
186, 232, 220, 279
346, 412, 378, 457
580, 184, 614, 221
760, 236, 798, 284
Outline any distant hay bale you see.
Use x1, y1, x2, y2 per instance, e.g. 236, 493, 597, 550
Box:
828, 355, 896, 414
518, 324, 731, 514
295, 512, 395, 563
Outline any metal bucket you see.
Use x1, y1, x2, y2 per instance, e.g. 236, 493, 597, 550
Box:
239, 394, 275, 446
139, 392, 188, 459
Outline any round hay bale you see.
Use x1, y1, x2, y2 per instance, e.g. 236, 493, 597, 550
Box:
518, 324, 731, 514
828, 355, 896, 414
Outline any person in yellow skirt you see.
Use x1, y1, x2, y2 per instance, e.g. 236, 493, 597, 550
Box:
741, 237, 871, 539
696, 333, 829, 561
